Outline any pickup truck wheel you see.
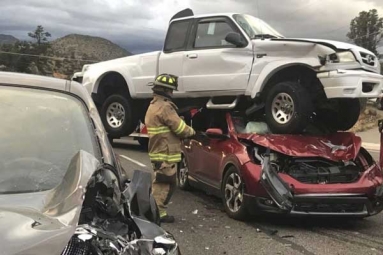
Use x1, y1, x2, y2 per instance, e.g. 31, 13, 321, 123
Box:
317, 98, 360, 131
265, 82, 313, 134
101, 94, 138, 137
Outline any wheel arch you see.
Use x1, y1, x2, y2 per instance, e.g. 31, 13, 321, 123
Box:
93, 70, 133, 105
221, 161, 241, 191
249, 60, 324, 100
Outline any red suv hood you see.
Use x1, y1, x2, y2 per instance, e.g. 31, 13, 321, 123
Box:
237, 132, 361, 161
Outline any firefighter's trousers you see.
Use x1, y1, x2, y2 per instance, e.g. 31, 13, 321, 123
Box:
152, 162, 177, 217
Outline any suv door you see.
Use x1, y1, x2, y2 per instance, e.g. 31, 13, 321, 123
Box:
182, 17, 253, 93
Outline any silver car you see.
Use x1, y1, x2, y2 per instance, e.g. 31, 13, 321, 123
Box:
0, 72, 179, 255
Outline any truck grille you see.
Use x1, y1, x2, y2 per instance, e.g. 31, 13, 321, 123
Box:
360, 52, 376, 66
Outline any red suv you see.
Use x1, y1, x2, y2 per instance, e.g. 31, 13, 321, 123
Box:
179, 109, 383, 220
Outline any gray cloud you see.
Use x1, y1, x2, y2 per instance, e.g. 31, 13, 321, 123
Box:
0, 0, 382, 53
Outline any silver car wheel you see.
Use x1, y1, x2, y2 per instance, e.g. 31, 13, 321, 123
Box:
106, 102, 125, 128
225, 173, 243, 213
271, 92, 295, 124
179, 157, 188, 186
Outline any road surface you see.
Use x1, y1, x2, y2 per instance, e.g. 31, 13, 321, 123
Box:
114, 138, 383, 255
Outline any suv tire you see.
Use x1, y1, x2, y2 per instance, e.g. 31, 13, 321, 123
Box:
265, 81, 313, 134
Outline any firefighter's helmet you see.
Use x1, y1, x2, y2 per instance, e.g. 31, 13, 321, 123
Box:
148, 73, 178, 91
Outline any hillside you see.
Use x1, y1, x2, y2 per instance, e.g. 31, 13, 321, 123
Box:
0, 34, 132, 78
0, 34, 18, 45
51, 34, 132, 62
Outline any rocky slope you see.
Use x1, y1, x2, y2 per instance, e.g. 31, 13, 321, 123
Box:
0, 34, 132, 78
0, 34, 18, 45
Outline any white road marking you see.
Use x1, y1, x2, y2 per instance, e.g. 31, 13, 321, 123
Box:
363, 142, 380, 151
119, 155, 147, 168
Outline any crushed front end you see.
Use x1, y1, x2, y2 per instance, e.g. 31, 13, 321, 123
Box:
239, 131, 383, 217
62, 167, 179, 255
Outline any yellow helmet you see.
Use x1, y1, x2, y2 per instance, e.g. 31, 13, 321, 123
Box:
148, 73, 178, 91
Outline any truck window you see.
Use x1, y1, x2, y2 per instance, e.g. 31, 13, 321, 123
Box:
164, 20, 191, 52
194, 20, 235, 48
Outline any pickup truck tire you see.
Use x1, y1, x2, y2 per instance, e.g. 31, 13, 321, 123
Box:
265, 81, 313, 134
101, 94, 138, 138
318, 98, 360, 131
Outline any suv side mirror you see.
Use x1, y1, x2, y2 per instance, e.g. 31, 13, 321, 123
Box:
206, 128, 229, 139
225, 32, 247, 47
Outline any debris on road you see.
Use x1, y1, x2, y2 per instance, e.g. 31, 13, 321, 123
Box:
225, 226, 231, 229
192, 209, 198, 214
281, 235, 295, 239
256, 228, 261, 233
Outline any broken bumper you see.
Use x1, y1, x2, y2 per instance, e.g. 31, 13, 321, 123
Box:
242, 161, 383, 216
247, 192, 383, 217
317, 69, 383, 98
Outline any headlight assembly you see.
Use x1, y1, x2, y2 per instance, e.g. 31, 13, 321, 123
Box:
328, 51, 356, 63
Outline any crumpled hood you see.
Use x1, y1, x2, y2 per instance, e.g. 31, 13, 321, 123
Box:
0, 151, 99, 255
237, 132, 362, 161
273, 38, 375, 55
0, 207, 76, 255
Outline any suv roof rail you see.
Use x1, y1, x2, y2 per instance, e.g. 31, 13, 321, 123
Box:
170, 8, 194, 22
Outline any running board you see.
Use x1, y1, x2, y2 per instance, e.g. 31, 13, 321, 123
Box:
206, 97, 238, 110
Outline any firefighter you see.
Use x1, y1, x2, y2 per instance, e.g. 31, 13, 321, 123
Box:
145, 73, 196, 223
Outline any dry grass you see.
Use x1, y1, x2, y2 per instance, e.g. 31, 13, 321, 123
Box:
348, 105, 381, 133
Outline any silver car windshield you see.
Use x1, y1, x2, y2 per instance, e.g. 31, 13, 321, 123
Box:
0, 86, 99, 194
233, 14, 284, 39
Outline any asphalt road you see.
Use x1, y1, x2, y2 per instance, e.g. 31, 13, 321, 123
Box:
114, 138, 383, 255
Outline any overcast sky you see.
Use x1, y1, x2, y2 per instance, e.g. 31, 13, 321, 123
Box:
0, 0, 382, 54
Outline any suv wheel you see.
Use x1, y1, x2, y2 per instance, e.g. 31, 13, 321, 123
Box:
222, 166, 249, 220
101, 94, 138, 137
265, 81, 313, 134
178, 157, 192, 190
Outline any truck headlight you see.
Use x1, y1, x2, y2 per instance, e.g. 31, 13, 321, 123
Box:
328, 51, 356, 63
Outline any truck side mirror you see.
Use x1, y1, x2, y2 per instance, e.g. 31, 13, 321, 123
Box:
225, 32, 247, 47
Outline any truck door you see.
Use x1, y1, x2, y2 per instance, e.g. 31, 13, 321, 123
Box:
182, 17, 253, 92
159, 19, 193, 93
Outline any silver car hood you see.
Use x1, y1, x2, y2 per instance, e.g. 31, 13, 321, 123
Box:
0, 151, 99, 255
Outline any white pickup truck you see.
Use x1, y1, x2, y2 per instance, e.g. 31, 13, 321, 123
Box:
74, 9, 383, 138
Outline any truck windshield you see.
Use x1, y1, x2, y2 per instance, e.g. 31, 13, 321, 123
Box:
0, 86, 100, 194
233, 14, 284, 39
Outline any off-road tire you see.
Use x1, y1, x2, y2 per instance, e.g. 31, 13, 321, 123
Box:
265, 81, 313, 134
316, 98, 360, 131
101, 94, 138, 138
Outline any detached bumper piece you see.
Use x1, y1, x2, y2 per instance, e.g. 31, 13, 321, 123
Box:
318, 69, 383, 98
290, 194, 383, 216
